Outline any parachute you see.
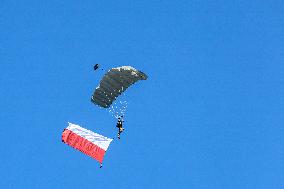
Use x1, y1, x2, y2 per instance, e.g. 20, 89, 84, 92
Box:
91, 66, 148, 108
61, 66, 147, 165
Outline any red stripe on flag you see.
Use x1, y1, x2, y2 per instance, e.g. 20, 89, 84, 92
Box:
62, 129, 106, 163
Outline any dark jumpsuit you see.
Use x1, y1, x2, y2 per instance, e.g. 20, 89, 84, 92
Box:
116, 119, 124, 139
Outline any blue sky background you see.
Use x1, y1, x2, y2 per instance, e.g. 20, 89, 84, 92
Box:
1, 0, 284, 188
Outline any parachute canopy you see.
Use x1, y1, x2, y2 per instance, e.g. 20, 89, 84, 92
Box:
91, 66, 147, 108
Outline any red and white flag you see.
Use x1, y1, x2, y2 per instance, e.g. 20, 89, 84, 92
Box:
62, 122, 113, 164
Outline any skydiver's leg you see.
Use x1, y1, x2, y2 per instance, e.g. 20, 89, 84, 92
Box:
118, 128, 121, 139
118, 131, 120, 139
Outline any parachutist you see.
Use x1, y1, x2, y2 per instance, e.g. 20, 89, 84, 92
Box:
116, 116, 124, 139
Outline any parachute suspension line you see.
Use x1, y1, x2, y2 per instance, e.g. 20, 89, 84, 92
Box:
120, 100, 127, 118
108, 100, 128, 119
108, 95, 128, 119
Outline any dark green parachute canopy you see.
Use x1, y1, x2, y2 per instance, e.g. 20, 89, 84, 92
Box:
91, 66, 147, 108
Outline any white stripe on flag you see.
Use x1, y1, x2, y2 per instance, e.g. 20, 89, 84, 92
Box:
67, 122, 113, 151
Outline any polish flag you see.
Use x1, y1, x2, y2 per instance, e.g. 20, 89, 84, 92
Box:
62, 123, 113, 164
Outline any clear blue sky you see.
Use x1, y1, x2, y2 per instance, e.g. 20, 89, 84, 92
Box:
1, 1, 284, 188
